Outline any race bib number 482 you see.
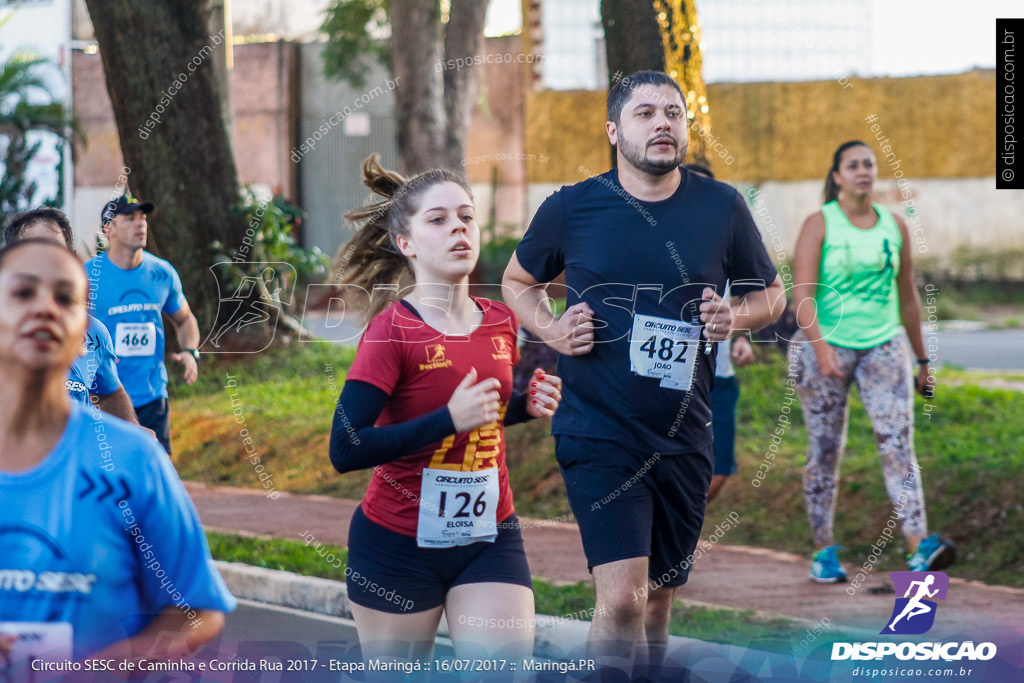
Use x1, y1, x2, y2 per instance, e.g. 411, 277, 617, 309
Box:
629, 314, 701, 391
114, 322, 156, 357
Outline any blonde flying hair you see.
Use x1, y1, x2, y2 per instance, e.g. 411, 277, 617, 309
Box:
333, 154, 473, 320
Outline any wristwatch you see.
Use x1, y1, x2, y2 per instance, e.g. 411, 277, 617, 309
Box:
183, 348, 200, 362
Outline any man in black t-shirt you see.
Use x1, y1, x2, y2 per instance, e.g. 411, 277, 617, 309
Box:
503, 70, 785, 676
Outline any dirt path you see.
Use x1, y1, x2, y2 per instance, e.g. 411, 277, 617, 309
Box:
187, 482, 1024, 643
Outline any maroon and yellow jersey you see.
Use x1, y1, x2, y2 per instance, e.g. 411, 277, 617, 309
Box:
347, 297, 521, 537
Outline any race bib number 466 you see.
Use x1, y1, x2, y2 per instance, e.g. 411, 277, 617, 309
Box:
114, 322, 156, 357
629, 314, 700, 391
417, 467, 499, 548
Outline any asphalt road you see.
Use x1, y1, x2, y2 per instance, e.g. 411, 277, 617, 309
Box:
300, 311, 1024, 371
927, 329, 1024, 370
129, 601, 457, 682
104, 601, 798, 683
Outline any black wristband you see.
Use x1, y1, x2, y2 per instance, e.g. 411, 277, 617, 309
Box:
504, 391, 534, 426
917, 358, 930, 365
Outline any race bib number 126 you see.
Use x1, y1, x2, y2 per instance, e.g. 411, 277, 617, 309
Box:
417, 467, 499, 548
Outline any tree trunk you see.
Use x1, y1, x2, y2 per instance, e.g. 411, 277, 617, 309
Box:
388, 0, 487, 174
389, 0, 445, 174
83, 0, 243, 331
600, 0, 665, 85
442, 0, 488, 171
600, 0, 665, 166
657, 0, 712, 166
601, 0, 712, 167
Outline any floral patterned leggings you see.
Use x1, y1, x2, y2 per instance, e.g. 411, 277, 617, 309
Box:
788, 330, 927, 547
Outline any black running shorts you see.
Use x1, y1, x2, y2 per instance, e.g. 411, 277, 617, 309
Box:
345, 505, 533, 614
556, 435, 713, 588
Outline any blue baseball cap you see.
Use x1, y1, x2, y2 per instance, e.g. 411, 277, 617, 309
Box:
100, 194, 155, 226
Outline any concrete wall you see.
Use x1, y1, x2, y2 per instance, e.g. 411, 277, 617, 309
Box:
293, 34, 530, 257
67, 26, 1007, 262
70, 51, 131, 252
71, 42, 298, 252
230, 0, 333, 41
525, 70, 996, 184
732, 177, 1024, 266
295, 42, 399, 261
527, 176, 1024, 266
709, 70, 995, 183
286, 34, 529, 257
525, 89, 607, 184
229, 42, 300, 194
72, 0, 332, 41
67, 32, 528, 258
522, 70, 1013, 260
462, 34, 529, 233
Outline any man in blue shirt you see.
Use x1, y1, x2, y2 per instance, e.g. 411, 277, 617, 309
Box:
503, 71, 785, 677
3, 208, 137, 423
87, 195, 201, 452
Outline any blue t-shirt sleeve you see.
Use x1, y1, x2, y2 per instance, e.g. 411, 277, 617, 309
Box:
515, 190, 566, 283
163, 264, 187, 315
726, 192, 778, 297
89, 319, 122, 396
133, 442, 236, 615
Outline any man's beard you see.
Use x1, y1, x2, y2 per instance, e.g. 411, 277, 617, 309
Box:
617, 134, 687, 176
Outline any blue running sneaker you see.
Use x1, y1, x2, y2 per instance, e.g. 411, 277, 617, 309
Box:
809, 545, 847, 583
908, 533, 956, 572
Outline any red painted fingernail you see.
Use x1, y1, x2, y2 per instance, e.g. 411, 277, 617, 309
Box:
533, 400, 538, 405
530, 390, 537, 395
531, 382, 537, 387
539, 374, 545, 380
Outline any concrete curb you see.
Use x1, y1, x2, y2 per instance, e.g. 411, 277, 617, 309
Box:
215, 560, 577, 646
216, 561, 354, 622
214, 561, 799, 671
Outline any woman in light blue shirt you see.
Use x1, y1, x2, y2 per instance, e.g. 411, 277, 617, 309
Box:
0, 239, 234, 669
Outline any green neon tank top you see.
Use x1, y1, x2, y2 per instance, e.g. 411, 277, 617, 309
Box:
815, 201, 902, 349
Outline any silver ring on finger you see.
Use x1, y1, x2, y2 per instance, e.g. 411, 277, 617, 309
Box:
711, 322, 717, 333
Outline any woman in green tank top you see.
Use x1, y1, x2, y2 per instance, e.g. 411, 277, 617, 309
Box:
789, 141, 955, 584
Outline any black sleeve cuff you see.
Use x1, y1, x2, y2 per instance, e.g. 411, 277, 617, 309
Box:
503, 391, 535, 427
329, 380, 456, 473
